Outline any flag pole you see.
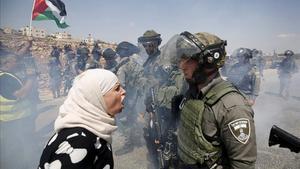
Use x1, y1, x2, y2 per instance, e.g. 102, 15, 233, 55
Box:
29, 0, 36, 37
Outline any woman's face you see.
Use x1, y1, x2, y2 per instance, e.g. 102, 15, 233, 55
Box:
103, 82, 126, 117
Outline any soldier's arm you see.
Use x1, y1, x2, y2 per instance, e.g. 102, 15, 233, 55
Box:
219, 94, 257, 169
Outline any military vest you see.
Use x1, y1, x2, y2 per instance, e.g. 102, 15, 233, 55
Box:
177, 80, 239, 167
0, 71, 32, 122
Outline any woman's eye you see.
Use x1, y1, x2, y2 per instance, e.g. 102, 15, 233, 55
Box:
115, 85, 120, 92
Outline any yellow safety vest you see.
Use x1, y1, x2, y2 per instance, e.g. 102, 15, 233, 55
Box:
0, 71, 31, 122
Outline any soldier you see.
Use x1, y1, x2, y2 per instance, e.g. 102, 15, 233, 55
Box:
140, 35, 188, 169
76, 42, 90, 73
49, 45, 62, 98
50, 45, 62, 66
114, 41, 144, 156
99, 56, 107, 69
150, 65, 187, 169
139, 30, 162, 82
48, 56, 62, 98
62, 44, 76, 95
278, 50, 298, 98
226, 48, 260, 106
164, 32, 257, 169
63, 44, 75, 64
137, 30, 165, 168
251, 49, 265, 79
102, 48, 118, 71
92, 41, 102, 62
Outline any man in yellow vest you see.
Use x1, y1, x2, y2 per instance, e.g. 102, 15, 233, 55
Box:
0, 50, 38, 168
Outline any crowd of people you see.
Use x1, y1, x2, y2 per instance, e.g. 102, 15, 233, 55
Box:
0, 30, 298, 169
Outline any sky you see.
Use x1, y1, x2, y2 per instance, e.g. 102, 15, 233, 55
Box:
1, 0, 300, 54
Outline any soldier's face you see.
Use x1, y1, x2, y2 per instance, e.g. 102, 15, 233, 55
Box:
143, 42, 158, 56
179, 57, 198, 81
103, 82, 126, 117
99, 57, 107, 68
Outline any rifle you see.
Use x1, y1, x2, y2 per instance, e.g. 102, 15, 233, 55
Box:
150, 87, 165, 168
150, 88, 179, 169
268, 125, 300, 153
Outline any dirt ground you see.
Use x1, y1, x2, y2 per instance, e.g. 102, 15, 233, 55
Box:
35, 69, 300, 169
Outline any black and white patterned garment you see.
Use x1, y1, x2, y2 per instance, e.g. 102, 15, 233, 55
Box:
38, 127, 113, 169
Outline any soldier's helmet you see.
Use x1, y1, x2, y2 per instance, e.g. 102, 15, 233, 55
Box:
85, 60, 99, 70
233, 48, 252, 59
79, 42, 87, 46
94, 40, 101, 47
167, 31, 227, 68
102, 48, 117, 60
64, 44, 72, 51
284, 50, 294, 57
138, 30, 162, 46
116, 41, 139, 58
252, 49, 259, 55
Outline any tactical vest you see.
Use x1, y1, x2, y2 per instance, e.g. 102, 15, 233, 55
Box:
177, 80, 239, 167
0, 71, 32, 122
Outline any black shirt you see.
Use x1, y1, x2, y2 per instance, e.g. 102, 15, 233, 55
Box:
38, 127, 114, 169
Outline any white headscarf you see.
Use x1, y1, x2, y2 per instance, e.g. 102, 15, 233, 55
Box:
54, 69, 119, 143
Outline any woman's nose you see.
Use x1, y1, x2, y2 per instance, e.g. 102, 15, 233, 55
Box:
121, 87, 126, 95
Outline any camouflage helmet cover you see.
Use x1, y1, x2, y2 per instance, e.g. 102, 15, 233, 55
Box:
138, 30, 162, 45
116, 41, 139, 58
102, 48, 117, 60
174, 31, 227, 68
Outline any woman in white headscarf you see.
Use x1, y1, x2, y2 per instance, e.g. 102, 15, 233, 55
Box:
38, 69, 126, 169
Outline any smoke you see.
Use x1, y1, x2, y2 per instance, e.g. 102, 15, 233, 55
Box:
0, 101, 48, 169
253, 66, 300, 168
254, 67, 300, 139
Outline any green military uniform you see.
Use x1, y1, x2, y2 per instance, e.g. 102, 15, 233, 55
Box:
226, 48, 260, 101
76, 44, 90, 72
138, 30, 174, 169
114, 41, 146, 156
116, 56, 144, 124
177, 76, 256, 169
144, 36, 188, 168
278, 50, 298, 97
161, 31, 257, 169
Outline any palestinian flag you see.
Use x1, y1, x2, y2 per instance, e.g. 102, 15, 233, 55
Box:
32, 0, 69, 28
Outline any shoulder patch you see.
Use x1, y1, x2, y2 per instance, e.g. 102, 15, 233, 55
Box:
228, 118, 250, 144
